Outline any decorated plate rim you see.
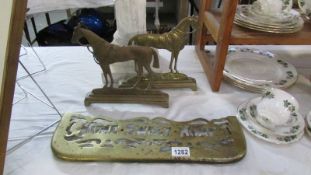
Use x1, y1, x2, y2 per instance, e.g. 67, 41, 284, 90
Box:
225, 47, 298, 88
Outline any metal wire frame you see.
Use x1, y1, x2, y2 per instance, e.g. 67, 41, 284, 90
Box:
8, 48, 62, 154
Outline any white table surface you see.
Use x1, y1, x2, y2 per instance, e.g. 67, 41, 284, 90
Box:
4, 45, 311, 175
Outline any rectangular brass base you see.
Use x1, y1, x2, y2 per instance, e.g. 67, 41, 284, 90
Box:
51, 113, 246, 163
84, 88, 169, 108
120, 73, 197, 91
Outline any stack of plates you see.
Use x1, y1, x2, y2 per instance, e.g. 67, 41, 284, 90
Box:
306, 111, 311, 136
223, 48, 298, 93
237, 96, 305, 144
234, 5, 304, 33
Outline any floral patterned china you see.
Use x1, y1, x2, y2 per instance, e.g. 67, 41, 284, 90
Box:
246, 97, 304, 136
251, 0, 293, 16
255, 88, 299, 128
298, 0, 311, 19
224, 48, 298, 92
234, 4, 304, 33
237, 102, 304, 144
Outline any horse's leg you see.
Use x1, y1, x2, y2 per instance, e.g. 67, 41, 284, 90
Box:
107, 65, 114, 88
173, 51, 180, 73
169, 52, 174, 73
100, 65, 109, 88
143, 62, 154, 90
103, 65, 113, 88
133, 62, 143, 89
134, 61, 139, 75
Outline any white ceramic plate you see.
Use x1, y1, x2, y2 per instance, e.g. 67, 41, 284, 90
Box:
234, 5, 303, 33
224, 48, 298, 90
234, 18, 303, 34
237, 102, 304, 144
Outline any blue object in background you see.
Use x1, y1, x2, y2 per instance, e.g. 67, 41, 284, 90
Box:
37, 8, 116, 46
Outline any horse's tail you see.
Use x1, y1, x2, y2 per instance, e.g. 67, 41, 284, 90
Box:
151, 48, 159, 68
128, 36, 135, 45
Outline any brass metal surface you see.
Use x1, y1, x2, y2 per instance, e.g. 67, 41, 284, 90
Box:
51, 113, 246, 163
120, 72, 197, 91
71, 24, 159, 88
128, 16, 198, 73
84, 88, 169, 108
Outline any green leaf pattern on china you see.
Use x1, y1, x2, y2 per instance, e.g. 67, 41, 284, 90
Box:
249, 104, 257, 118
277, 80, 287, 85
263, 91, 274, 99
290, 125, 300, 133
277, 135, 297, 142
283, 100, 295, 112
286, 71, 294, 79
277, 60, 288, 68
239, 109, 247, 121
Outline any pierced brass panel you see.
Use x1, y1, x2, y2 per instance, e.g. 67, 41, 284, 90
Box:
51, 113, 246, 163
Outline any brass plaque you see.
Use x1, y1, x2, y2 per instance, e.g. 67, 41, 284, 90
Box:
51, 113, 246, 163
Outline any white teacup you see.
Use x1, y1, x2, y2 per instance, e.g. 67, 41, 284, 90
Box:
252, 0, 286, 16
255, 88, 299, 129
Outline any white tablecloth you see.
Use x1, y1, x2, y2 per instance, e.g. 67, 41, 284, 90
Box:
5, 46, 311, 175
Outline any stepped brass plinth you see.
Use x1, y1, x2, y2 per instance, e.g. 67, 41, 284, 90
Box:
84, 88, 169, 108
120, 73, 197, 91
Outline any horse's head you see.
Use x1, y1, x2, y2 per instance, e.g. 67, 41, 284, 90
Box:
71, 23, 87, 44
187, 16, 199, 30
175, 16, 199, 32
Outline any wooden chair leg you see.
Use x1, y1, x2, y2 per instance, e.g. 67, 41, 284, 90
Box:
211, 41, 229, 91
195, 0, 219, 91
210, 0, 238, 91
196, 0, 238, 92
0, 1, 27, 174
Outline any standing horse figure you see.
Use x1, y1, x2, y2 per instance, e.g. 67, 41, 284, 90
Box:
128, 16, 198, 73
71, 24, 159, 88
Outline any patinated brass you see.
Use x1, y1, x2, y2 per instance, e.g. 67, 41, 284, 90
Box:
51, 113, 246, 163
85, 88, 169, 108
120, 72, 197, 91
71, 24, 169, 107
128, 16, 198, 73
72, 24, 159, 88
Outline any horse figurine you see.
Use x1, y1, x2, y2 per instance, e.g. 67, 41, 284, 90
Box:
71, 24, 159, 88
128, 16, 198, 73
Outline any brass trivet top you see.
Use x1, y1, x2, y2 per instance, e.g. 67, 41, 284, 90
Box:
51, 113, 246, 163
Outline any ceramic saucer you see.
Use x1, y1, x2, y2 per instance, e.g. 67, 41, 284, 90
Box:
237, 102, 304, 144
